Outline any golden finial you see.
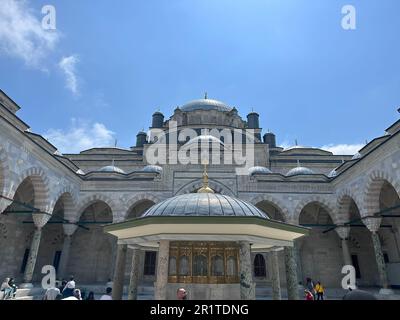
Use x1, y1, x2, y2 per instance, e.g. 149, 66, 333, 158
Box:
197, 160, 214, 193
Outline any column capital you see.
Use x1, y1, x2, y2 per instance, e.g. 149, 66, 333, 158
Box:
63, 223, 78, 236
335, 226, 351, 239
32, 213, 50, 229
364, 217, 382, 233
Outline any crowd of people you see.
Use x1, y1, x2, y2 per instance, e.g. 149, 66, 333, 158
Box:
1, 274, 376, 301
43, 276, 113, 300
1, 273, 114, 301
304, 277, 325, 300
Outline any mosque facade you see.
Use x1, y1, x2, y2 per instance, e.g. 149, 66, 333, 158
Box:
0, 88, 399, 299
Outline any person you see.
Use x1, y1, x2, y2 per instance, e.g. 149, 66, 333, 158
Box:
305, 278, 315, 299
314, 281, 324, 300
62, 289, 82, 300
43, 286, 61, 300
86, 291, 95, 300
1, 278, 13, 300
304, 289, 314, 301
177, 288, 187, 300
62, 276, 75, 298
100, 287, 112, 300
58, 280, 67, 293
8, 278, 18, 299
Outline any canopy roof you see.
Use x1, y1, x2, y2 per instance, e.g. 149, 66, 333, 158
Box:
104, 215, 309, 251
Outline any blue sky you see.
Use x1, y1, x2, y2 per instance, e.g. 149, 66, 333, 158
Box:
0, 0, 399, 154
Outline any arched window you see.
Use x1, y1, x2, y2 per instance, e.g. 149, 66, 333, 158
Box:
179, 255, 190, 276
211, 255, 224, 276
169, 256, 177, 275
254, 254, 266, 277
193, 255, 208, 276
226, 256, 237, 276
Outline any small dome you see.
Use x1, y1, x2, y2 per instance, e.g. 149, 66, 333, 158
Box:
328, 169, 338, 178
142, 165, 163, 174
99, 165, 126, 174
142, 193, 269, 218
180, 99, 232, 112
76, 169, 85, 175
184, 135, 224, 147
286, 166, 314, 176
352, 152, 362, 160
248, 166, 272, 176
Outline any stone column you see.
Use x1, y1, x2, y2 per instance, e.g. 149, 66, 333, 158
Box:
336, 226, 353, 266
239, 241, 255, 300
109, 239, 118, 281
155, 240, 169, 300
57, 223, 78, 279
21, 213, 50, 288
293, 241, 303, 285
112, 243, 128, 300
364, 217, 393, 294
128, 248, 140, 300
284, 245, 299, 300
269, 249, 281, 300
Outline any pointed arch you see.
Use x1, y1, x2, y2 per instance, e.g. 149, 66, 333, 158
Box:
294, 195, 337, 225
363, 170, 400, 216
10, 167, 50, 212
249, 194, 290, 221
336, 188, 363, 224
76, 194, 119, 221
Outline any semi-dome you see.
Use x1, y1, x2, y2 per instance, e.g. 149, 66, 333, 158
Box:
248, 166, 272, 176
99, 165, 126, 174
286, 166, 314, 177
180, 99, 232, 112
142, 193, 269, 218
142, 165, 163, 174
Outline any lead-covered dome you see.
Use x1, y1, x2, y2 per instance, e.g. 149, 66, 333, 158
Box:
142, 193, 269, 218
286, 166, 314, 176
248, 166, 272, 176
180, 99, 232, 112
142, 165, 163, 174
99, 165, 126, 174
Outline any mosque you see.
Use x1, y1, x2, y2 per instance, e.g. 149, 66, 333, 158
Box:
0, 88, 399, 299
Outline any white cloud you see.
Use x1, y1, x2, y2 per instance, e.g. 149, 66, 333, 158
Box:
44, 119, 115, 153
321, 143, 364, 155
59, 55, 79, 96
0, 0, 59, 68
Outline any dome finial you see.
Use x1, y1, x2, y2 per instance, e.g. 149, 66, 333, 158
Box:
198, 159, 214, 193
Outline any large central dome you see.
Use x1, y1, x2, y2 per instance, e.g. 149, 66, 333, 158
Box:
180, 98, 232, 112
142, 193, 268, 218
